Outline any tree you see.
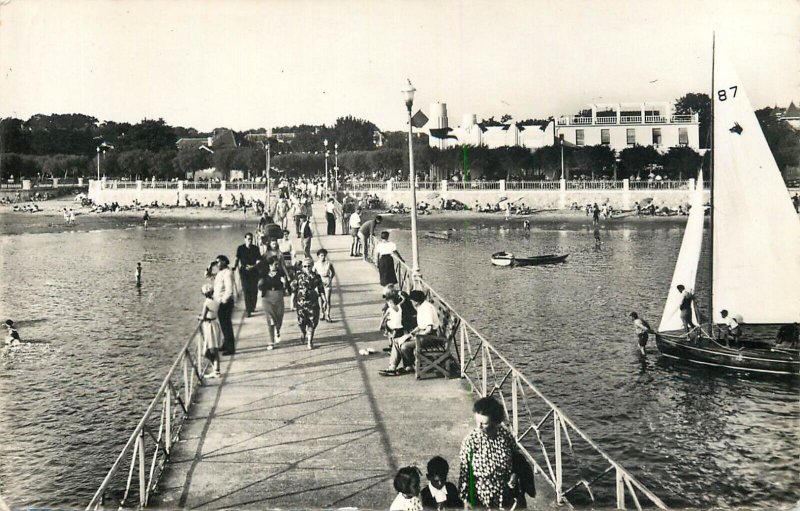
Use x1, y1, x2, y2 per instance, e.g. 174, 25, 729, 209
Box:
125, 118, 176, 152
755, 107, 800, 175
333, 116, 378, 151
661, 146, 702, 180
675, 93, 711, 148
117, 150, 155, 179
0, 118, 32, 154
174, 148, 212, 180
618, 146, 662, 179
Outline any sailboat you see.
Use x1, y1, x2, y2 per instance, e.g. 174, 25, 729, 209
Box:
654, 40, 800, 376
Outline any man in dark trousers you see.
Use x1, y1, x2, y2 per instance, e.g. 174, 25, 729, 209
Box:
233, 232, 262, 317
299, 214, 313, 258
325, 197, 336, 235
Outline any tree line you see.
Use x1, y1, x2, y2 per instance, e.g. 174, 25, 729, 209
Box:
1, 94, 797, 182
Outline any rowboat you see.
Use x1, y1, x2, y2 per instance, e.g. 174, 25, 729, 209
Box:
491, 251, 568, 267
654, 39, 800, 376
424, 231, 451, 240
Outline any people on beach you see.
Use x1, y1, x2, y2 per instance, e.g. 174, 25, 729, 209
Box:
4, 320, 21, 348
258, 256, 287, 350
349, 207, 363, 256
594, 227, 601, 249
420, 456, 463, 510
143, 210, 150, 230
234, 233, 262, 317
630, 312, 653, 355
313, 248, 336, 322
677, 284, 695, 333
458, 397, 522, 509
390, 466, 423, 511
325, 197, 336, 235
592, 203, 600, 225
199, 284, 222, 378
375, 231, 404, 286
211, 255, 236, 355
135, 262, 142, 285
290, 257, 327, 349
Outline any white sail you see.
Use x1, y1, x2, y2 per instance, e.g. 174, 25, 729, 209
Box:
712, 49, 800, 324
658, 172, 704, 332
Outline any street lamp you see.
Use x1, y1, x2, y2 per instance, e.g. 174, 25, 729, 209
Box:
96, 142, 115, 180
401, 79, 421, 279
560, 137, 565, 180
323, 139, 329, 193
260, 140, 271, 210
334, 142, 339, 192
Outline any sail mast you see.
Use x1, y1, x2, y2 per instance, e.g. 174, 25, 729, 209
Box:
708, 32, 715, 324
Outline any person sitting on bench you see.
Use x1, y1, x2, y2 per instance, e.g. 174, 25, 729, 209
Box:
379, 290, 440, 377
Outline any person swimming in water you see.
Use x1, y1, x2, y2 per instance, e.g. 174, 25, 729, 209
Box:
136, 262, 142, 285
5, 320, 21, 347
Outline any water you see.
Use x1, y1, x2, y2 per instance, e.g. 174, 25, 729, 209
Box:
0, 219, 798, 509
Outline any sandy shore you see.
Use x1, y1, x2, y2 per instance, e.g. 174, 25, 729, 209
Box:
0, 197, 690, 236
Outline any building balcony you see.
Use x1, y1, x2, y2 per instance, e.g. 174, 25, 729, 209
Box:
557, 113, 698, 126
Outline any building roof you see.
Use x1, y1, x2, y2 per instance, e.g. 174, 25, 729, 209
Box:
176, 129, 238, 150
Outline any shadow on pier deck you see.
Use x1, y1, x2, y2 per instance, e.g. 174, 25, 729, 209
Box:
154, 210, 490, 509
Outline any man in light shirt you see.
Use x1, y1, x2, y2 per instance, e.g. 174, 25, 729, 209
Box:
348, 207, 362, 257
388, 290, 442, 375
212, 255, 236, 355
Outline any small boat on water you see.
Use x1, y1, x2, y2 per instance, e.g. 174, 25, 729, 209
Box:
491, 251, 568, 267
424, 231, 451, 240
654, 40, 800, 376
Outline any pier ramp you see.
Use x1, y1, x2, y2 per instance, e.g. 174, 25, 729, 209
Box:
154, 211, 476, 509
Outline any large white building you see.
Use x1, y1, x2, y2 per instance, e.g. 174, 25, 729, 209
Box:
555, 102, 700, 153
427, 103, 555, 150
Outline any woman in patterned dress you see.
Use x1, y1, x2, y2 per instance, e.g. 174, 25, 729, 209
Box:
290, 257, 327, 349
458, 397, 519, 508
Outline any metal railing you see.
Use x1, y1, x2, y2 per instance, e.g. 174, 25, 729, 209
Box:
343, 180, 386, 191
448, 181, 501, 190
506, 181, 561, 190
226, 182, 267, 190
183, 181, 221, 190
566, 180, 624, 190
86, 322, 210, 510
0, 182, 23, 189
367, 242, 669, 510
628, 180, 690, 190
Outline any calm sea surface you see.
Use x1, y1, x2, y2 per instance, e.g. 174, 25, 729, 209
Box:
0, 217, 797, 509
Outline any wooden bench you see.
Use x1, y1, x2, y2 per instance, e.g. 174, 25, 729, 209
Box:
415, 297, 461, 380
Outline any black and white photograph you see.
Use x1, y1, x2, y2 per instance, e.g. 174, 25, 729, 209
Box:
1, 0, 798, 509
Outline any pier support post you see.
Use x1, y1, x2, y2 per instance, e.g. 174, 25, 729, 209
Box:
555, 413, 563, 503
52, 178, 60, 187
559, 178, 567, 209
78, 178, 84, 186
499, 179, 506, 192
441, 180, 448, 192
386, 180, 393, 192
622, 179, 631, 210
689, 177, 696, 191
22, 180, 31, 190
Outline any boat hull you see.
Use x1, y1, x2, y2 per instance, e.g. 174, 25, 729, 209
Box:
491, 251, 568, 267
655, 331, 800, 375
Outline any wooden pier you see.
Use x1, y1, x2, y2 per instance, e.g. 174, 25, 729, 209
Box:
154, 209, 478, 509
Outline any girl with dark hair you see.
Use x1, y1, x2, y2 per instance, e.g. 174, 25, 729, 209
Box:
390, 466, 423, 511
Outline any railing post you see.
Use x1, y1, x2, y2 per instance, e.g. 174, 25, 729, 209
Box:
137, 433, 146, 507
183, 356, 190, 406
460, 323, 466, 377
164, 392, 171, 454
481, 345, 487, 397
622, 178, 631, 210
386, 180, 393, 192
499, 179, 506, 192
441, 179, 448, 192
511, 373, 519, 437
220, 180, 227, 192
555, 412, 563, 503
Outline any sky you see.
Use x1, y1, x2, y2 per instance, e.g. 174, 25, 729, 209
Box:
1, 0, 799, 133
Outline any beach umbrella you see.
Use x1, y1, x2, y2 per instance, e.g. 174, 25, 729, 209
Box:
640, 197, 654, 205
426, 191, 440, 199
512, 196, 525, 203
498, 196, 508, 202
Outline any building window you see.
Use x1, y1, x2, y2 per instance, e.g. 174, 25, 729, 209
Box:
652, 128, 662, 146
576, 129, 584, 146
626, 128, 636, 146
601, 129, 610, 145
679, 128, 688, 146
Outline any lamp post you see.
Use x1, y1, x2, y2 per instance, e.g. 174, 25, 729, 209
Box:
402, 79, 421, 279
96, 146, 101, 180
260, 140, 271, 210
323, 139, 329, 194
560, 137, 565, 180
334, 142, 339, 192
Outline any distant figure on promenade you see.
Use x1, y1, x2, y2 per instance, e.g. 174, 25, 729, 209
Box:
198, 284, 222, 378
211, 255, 236, 355
358, 215, 382, 261
278, 229, 296, 268
5, 320, 21, 348
630, 312, 653, 356
263, 238, 291, 282
290, 257, 327, 349
325, 197, 336, 235
290, 198, 303, 238
458, 397, 526, 509
314, 248, 336, 322
390, 466, 423, 511
275, 198, 290, 231
135, 262, 142, 286
334, 199, 345, 235
258, 256, 287, 350
420, 456, 463, 510
299, 214, 313, 258
349, 207, 363, 256
217, 194, 223, 208
677, 284, 695, 333
234, 233, 262, 317
143, 210, 150, 230
375, 231, 404, 286
257, 211, 271, 237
